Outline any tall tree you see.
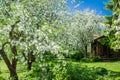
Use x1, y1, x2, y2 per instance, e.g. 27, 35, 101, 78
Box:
59, 10, 102, 57
105, 0, 120, 49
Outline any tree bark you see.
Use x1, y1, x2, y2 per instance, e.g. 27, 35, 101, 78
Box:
27, 52, 35, 70
22, 51, 35, 70
84, 45, 87, 58
10, 69, 18, 80
27, 61, 32, 70
11, 46, 18, 72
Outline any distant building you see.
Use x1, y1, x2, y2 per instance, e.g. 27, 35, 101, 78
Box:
91, 35, 120, 61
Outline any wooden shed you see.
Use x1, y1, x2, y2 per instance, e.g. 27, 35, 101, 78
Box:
91, 35, 120, 61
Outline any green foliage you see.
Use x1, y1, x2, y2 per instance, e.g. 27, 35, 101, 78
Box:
0, 68, 4, 80
80, 56, 101, 62
70, 50, 84, 61
104, 0, 120, 49
24, 61, 67, 80
98, 36, 110, 46
0, 77, 4, 80
92, 56, 101, 62
0, 56, 2, 60
95, 67, 108, 76
66, 62, 109, 80
82, 62, 120, 79
80, 58, 92, 62
0, 68, 1, 74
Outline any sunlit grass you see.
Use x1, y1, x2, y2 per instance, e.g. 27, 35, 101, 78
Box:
80, 61, 120, 80
81, 61, 120, 72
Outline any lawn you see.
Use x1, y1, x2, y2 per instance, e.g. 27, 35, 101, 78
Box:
81, 61, 120, 80
70, 61, 120, 80
81, 61, 120, 72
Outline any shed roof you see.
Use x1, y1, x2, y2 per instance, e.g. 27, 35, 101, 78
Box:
92, 34, 105, 41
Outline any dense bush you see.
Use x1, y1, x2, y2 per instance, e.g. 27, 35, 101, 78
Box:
80, 58, 92, 62
0, 77, 5, 80
66, 62, 109, 80
15, 61, 118, 80
80, 56, 102, 62
66, 63, 96, 80
20, 60, 116, 80
70, 50, 84, 61
10, 61, 117, 80
24, 61, 67, 80
92, 56, 101, 62
0, 56, 2, 60
95, 67, 108, 76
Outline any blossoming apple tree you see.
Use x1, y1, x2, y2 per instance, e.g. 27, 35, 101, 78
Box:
0, 0, 68, 80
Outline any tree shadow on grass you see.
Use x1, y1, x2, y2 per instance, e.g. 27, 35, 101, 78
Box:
95, 67, 120, 79
108, 70, 120, 78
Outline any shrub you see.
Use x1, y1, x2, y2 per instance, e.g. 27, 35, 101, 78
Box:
0, 56, 2, 60
0, 77, 5, 80
80, 58, 92, 62
70, 50, 84, 61
66, 62, 110, 80
92, 56, 101, 62
66, 63, 97, 80
80, 56, 101, 62
24, 61, 67, 80
23, 62, 111, 80
95, 67, 108, 76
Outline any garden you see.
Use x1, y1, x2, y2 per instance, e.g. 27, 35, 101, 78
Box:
0, 0, 120, 80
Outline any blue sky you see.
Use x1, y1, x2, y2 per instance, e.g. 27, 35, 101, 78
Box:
67, 0, 112, 16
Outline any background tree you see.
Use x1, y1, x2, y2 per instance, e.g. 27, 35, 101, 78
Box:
59, 10, 102, 58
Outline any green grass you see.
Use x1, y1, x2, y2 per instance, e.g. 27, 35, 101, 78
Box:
70, 61, 120, 80
81, 61, 120, 72
81, 61, 120, 80
0, 61, 9, 79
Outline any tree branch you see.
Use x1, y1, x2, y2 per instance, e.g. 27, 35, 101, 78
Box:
2, 42, 10, 50
22, 52, 28, 61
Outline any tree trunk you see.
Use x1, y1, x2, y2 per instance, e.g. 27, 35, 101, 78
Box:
11, 46, 18, 80
22, 51, 35, 70
84, 45, 87, 58
11, 46, 18, 72
10, 69, 18, 80
27, 61, 32, 70
27, 52, 35, 70
0, 49, 18, 80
